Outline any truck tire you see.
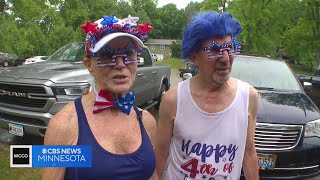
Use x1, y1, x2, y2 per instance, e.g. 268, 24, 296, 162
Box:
155, 83, 167, 109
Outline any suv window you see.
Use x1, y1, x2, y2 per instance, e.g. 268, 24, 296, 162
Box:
0, 53, 19, 60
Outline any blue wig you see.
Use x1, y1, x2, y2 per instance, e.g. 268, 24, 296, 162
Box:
181, 11, 242, 59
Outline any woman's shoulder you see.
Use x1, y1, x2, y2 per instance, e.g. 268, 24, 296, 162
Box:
138, 109, 157, 146
44, 101, 79, 145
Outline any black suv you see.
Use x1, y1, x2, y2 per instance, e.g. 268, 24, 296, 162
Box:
0, 53, 25, 67
232, 56, 320, 179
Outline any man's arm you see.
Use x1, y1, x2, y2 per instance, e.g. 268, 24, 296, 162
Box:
42, 102, 77, 180
243, 86, 259, 180
155, 87, 177, 178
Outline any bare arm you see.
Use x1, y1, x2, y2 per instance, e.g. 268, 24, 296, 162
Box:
155, 87, 177, 178
141, 110, 159, 180
42, 102, 78, 180
243, 86, 259, 180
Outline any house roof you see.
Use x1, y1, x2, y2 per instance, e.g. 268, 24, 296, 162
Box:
145, 39, 177, 45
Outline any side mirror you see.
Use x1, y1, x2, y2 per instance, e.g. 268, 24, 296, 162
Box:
138, 57, 144, 66
297, 74, 311, 85
303, 81, 312, 93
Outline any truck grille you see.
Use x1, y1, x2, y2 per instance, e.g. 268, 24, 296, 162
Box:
0, 83, 48, 108
255, 123, 303, 151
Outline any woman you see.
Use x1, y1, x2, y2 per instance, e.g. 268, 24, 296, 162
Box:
43, 14, 158, 180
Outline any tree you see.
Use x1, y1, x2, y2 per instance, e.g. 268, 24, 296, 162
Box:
184, 2, 202, 22
201, 0, 229, 12
158, 4, 186, 39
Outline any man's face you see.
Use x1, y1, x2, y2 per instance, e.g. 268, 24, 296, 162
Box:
193, 35, 235, 85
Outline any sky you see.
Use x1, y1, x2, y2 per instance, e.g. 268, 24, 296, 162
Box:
157, 0, 203, 9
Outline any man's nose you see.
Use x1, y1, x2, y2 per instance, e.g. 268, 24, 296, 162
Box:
220, 49, 231, 62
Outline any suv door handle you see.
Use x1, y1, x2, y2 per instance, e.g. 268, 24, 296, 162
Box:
152, 71, 157, 74
137, 73, 144, 77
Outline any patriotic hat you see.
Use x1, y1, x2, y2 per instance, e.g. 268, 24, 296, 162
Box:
80, 14, 153, 54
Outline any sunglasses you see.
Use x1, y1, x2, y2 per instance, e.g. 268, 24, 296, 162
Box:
91, 42, 142, 67
201, 38, 242, 59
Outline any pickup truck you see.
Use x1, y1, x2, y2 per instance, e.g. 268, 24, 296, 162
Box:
0, 42, 170, 137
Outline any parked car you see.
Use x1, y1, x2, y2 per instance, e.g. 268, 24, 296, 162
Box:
0, 53, 25, 67
0, 42, 171, 137
230, 55, 320, 179
25, 56, 49, 64
179, 63, 199, 78
296, 64, 320, 112
151, 54, 158, 61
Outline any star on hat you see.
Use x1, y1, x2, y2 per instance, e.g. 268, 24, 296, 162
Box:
80, 21, 99, 34
121, 15, 139, 26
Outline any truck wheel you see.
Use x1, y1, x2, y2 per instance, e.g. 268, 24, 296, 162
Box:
3, 61, 8, 67
155, 83, 167, 109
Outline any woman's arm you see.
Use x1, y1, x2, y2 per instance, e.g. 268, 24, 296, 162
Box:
42, 102, 78, 180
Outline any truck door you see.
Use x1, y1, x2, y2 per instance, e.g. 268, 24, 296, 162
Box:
131, 48, 156, 106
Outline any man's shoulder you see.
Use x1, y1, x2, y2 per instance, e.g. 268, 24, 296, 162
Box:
162, 85, 178, 105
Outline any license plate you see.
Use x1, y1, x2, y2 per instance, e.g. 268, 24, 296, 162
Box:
9, 123, 24, 137
258, 153, 276, 170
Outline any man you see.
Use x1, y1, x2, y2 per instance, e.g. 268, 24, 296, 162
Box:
155, 12, 259, 180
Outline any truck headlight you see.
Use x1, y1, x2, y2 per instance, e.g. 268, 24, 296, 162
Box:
54, 86, 91, 96
305, 119, 320, 138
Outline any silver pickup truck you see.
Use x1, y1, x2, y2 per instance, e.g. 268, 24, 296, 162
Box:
0, 42, 170, 137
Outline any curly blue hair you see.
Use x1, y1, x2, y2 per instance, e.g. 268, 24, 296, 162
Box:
181, 11, 242, 59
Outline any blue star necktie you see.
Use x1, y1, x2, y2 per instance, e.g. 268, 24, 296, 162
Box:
93, 89, 135, 115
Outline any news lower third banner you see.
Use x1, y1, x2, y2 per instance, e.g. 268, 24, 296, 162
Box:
10, 145, 92, 168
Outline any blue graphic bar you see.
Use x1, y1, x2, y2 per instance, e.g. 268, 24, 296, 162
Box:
32, 145, 92, 168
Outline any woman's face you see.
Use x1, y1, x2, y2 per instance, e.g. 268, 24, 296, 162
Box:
85, 37, 138, 96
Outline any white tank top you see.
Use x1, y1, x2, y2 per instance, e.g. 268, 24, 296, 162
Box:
164, 78, 249, 180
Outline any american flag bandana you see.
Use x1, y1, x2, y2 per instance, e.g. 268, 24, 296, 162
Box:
93, 89, 135, 115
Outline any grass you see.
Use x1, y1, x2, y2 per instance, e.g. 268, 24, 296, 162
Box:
155, 57, 186, 70
288, 63, 314, 76
0, 147, 41, 180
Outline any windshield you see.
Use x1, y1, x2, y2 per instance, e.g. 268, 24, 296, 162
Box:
231, 56, 301, 91
48, 43, 86, 62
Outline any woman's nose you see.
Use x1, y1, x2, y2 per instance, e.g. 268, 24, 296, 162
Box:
114, 56, 126, 68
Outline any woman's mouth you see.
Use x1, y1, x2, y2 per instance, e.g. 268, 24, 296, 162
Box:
112, 75, 129, 83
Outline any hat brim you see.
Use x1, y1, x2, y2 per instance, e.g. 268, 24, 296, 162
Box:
90, 32, 144, 53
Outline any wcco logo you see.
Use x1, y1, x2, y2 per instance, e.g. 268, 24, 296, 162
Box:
10, 145, 32, 167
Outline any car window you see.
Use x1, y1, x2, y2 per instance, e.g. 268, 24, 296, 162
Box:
141, 48, 152, 66
49, 43, 86, 62
231, 56, 301, 91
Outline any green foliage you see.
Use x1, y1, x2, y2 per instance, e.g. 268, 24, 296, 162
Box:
0, 0, 318, 70
289, 63, 314, 75
157, 4, 186, 39
171, 41, 182, 58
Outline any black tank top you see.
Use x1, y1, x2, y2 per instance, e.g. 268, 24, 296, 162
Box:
64, 97, 156, 180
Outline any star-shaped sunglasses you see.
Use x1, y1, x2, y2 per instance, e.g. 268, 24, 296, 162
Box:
91, 42, 142, 67
202, 38, 242, 59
